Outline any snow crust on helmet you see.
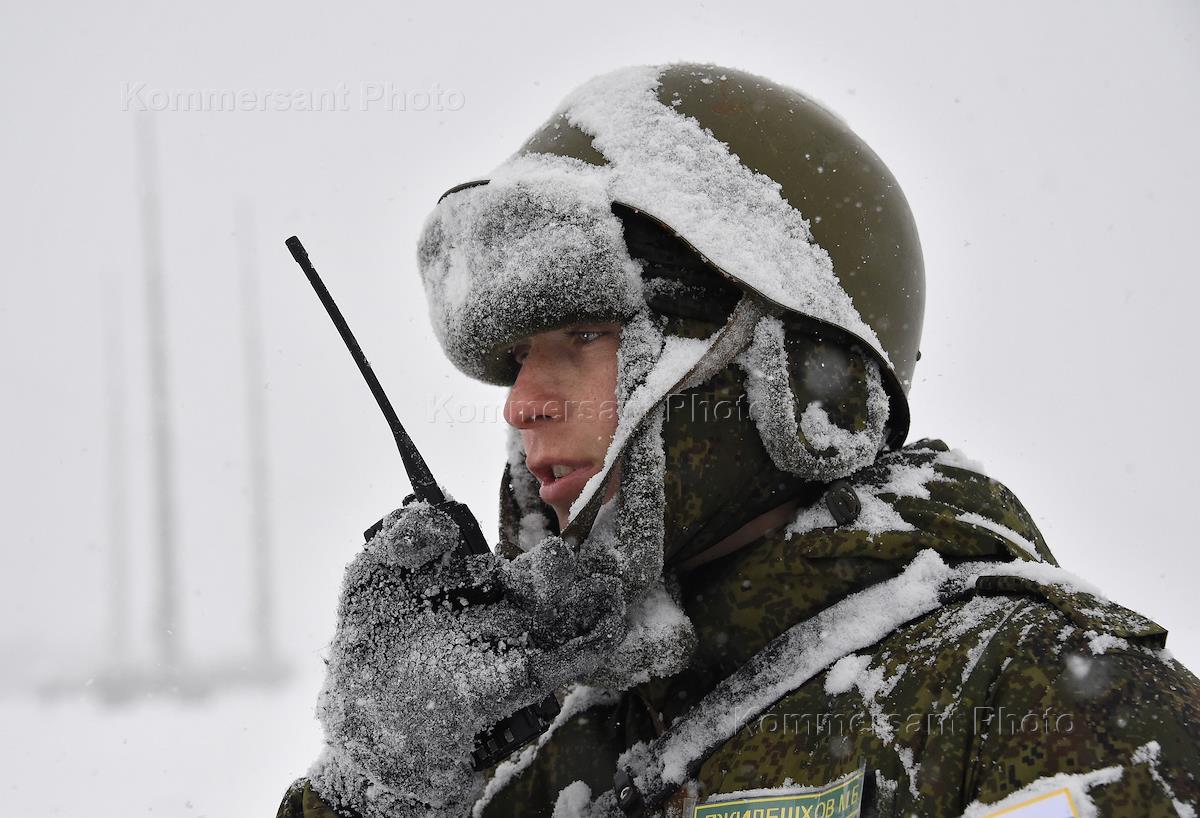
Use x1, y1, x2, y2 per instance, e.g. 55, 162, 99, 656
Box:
559, 65, 890, 370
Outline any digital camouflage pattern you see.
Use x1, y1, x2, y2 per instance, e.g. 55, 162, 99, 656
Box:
280, 64, 1199, 818
277, 440, 1200, 817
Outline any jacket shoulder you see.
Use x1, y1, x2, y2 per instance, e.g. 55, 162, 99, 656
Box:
969, 598, 1200, 815
688, 586, 1198, 816
794, 438, 1059, 565
973, 572, 1167, 644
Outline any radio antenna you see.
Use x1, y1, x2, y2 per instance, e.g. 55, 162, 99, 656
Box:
285, 236, 444, 505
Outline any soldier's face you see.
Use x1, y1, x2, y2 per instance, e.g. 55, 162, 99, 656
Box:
503, 322, 622, 529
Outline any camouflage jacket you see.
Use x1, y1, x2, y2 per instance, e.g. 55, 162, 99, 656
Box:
277, 440, 1200, 817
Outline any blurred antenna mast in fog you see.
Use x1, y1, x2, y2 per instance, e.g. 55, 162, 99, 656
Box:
52, 115, 186, 704
52, 119, 289, 706
103, 272, 131, 667
137, 114, 182, 676
236, 200, 286, 678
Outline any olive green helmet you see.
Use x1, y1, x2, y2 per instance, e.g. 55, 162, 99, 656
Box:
419, 63, 925, 446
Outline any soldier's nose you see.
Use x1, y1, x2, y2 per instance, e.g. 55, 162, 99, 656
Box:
503, 358, 564, 429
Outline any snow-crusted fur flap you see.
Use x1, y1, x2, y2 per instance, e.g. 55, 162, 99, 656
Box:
737, 315, 889, 482
417, 154, 645, 386
504, 309, 699, 691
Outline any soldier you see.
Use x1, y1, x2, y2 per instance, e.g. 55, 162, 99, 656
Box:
278, 64, 1200, 817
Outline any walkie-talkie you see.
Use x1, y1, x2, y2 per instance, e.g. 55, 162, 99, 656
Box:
285, 236, 560, 771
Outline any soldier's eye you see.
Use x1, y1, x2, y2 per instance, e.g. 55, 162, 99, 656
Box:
571, 329, 606, 344
510, 342, 531, 365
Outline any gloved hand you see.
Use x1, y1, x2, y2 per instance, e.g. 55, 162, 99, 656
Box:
307, 500, 628, 818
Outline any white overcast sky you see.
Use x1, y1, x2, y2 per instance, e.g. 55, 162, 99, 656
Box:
1, 1, 1198, 811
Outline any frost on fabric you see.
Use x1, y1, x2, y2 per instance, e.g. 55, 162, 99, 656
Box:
507, 427, 553, 552
417, 153, 644, 384
954, 601, 1026, 687
783, 443, 1039, 560
1071, 601, 1164, 644
958, 764, 1123, 818
966, 560, 1105, 599
911, 596, 1016, 657
308, 505, 508, 816
572, 374, 696, 692
614, 550, 963, 800
308, 502, 643, 818
891, 747, 920, 800
552, 782, 595, 818
817, 651, 922, 798
736, 315, 889, 483
875, 772, 898, 808
583, 579, 698, 690
933, 447, 987, 474
570, 317, 707, 522
497, 524, 627, 657
566, 310, 694, 691
823, 653, 872, 696
1132, 741, 1198, 818
786, 445, 952, 539
956, 512, 1041, 562
471, 685, 620, 818
557, 65, 889, 369
838, 660, 907, 745
916, 598, 1030, 725
557, 551, 1138, 817
1087, 632, 1130, 655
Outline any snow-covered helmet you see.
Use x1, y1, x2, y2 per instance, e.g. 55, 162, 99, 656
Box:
416, 63, 925, 687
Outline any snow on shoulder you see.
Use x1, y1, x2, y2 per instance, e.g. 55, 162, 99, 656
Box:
786, 444, 973, 539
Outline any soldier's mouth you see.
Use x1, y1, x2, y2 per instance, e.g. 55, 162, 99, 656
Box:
528, 460, 601, 508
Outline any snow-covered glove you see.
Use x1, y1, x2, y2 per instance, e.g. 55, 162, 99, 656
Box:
308, 500, 629, 818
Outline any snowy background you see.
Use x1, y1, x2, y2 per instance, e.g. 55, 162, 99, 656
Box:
2, 1, 1197, 815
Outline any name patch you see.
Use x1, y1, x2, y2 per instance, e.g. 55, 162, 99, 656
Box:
691, 765, 865, 818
